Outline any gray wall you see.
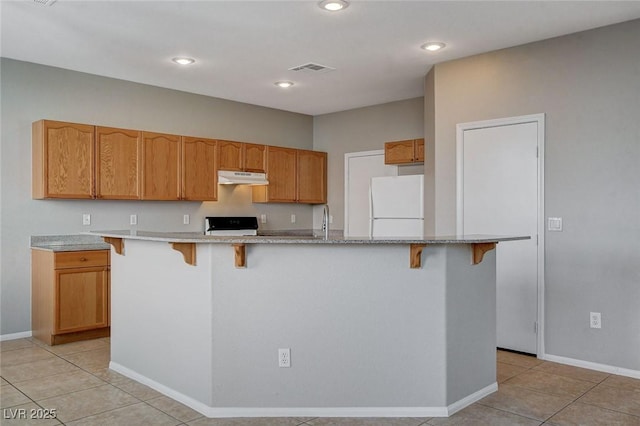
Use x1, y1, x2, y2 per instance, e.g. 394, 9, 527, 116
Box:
312, 98, 424, 230
0, 59, 314, 335
425, 19, 640, 370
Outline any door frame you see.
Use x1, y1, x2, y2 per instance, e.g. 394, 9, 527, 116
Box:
344, 150, 398, 237
456, 113, 545, 357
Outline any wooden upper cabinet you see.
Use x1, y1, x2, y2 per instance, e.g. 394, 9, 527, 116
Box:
141, 132, 181, 200
95, 127, 141, 200
182, 137, 217, 201
297, 150, 327, 204
253, 147, 327, 204
384, 138, 425, 164
218, 140, 266, 173
253, 146, 297, 203
32, 120, 95, 199
217, 140, 243, 171
244, 143, 266, 173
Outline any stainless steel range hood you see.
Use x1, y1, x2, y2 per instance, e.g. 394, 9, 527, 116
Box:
218, 170, 269, 185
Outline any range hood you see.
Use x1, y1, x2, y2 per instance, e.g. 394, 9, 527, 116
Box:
218, 170, 269, 185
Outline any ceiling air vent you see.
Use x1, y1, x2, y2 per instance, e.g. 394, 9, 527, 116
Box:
33, 0, 57, 5
289, 63, 336, 74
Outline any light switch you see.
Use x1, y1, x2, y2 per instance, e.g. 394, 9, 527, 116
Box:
548, 217, 562, 232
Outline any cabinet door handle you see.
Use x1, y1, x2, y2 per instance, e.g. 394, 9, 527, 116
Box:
79, 257, 87, 262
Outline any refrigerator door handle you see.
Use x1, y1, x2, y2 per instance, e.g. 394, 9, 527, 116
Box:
369, 180, 374, 238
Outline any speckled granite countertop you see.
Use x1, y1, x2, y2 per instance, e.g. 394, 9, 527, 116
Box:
31, 234, 110, 252
89, 230, 529, 245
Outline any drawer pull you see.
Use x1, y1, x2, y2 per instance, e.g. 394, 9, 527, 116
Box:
79, 257, 87, 261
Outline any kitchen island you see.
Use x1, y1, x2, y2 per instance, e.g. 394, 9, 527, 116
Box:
92, 230, 527, 418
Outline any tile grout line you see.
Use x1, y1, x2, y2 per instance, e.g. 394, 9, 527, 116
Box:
139, 399, 203, 425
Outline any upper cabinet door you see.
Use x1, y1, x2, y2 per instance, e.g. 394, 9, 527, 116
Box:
182, 137, 217, 201
297, 150, 327, 204
384, 140, 415, 165
96, 127, 141, 200
244, 143, 266, 173
33, 120, 95, 199
253, 146, 297, 203
141, 132, 181, 200
217, 140, 243, 171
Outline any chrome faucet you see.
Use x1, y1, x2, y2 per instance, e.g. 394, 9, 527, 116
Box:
322, 204, 330, 240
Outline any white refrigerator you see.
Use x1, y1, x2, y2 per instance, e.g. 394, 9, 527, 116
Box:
370, 175, 424, 238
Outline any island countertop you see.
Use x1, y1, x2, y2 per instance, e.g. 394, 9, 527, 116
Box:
89, 230, 528, 245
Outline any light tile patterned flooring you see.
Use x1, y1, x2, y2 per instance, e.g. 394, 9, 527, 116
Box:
1, 338, 639, 425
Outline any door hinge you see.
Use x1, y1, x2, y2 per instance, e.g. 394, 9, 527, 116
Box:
536, 147, 539, 158
534, 321, 538, 334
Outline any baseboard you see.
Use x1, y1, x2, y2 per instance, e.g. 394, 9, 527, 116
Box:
0, 331, 32, 341
543, 353, 640, 379
204, 407, 448, 418
109, 361, 450, 418
109, 361, 213, 416
447, 382, 498, 416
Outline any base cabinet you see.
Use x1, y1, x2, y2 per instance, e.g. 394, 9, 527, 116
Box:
32, 249, 110, 345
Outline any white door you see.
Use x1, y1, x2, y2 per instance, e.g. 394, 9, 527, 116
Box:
457, 115, 543, 355
344, 151, 397, 237
370, 176, 424, 219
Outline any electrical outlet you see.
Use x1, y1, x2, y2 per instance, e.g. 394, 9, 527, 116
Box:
291, 214, 296, 224
82, 214, 91, 226
278, 348, 291, 368
329, 214, 333, 224
261, 214, 267, 224
130, 214, 138, 225
183, 214, 190, 225
590, 312, 602, 329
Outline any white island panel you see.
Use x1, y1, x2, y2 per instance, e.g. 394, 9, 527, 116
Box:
110, 240, 214, 407
106, 237, 501, 417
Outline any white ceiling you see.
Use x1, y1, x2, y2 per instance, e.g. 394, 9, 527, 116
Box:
2, 1, 640, 115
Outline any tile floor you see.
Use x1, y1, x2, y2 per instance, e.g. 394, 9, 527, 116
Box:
2, 338, 639, 425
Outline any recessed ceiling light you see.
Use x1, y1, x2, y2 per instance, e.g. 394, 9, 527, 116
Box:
274, 81, 294, 89
421, 42, 446, 52
318, 0, 349, 12
172, 57, 195, 65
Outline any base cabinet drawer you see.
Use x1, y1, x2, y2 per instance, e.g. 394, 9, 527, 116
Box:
54, 250, 109, 269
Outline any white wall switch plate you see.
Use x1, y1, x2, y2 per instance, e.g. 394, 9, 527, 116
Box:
130, 214, 138, 225
261, 214, 267, 224
183, 214, 190, 225
548, 217, 562, 231
290, 214, 296, 224
82, 214, 91, 226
